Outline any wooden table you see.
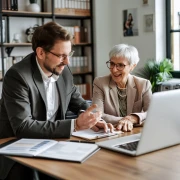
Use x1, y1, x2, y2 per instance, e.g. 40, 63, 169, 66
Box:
1, 127, 180, 180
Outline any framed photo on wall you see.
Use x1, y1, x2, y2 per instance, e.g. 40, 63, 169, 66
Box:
144, 14, 154, 32
143, 0, 148, 5
123, 8, 139, 37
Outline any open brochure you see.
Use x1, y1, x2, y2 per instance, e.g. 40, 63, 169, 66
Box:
0, 139, 100, 163
72, 129, 123, 140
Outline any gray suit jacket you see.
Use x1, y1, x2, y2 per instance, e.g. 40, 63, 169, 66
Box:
0, 52, 89, 179
92, 74, 152, 125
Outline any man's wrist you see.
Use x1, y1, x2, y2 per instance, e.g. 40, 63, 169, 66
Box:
74, 118, 80, 132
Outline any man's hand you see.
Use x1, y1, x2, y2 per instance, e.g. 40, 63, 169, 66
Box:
76, 104, 102, 131
91, 120, 114, 133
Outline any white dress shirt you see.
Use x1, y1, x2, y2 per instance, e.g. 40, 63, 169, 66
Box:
36, 58, 75, 133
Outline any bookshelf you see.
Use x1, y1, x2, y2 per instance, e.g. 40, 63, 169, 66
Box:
0, 0, 94, 100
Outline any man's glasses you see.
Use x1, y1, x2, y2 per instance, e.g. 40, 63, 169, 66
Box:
47, 50, 74, 61
106, 60, 129, 71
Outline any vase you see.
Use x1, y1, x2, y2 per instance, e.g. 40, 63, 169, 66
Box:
27, 3, 40, 13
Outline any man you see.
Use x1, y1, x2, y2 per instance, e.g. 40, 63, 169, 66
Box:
0, 22, 112, 180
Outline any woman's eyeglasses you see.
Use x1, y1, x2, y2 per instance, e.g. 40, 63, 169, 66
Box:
47, 50, 75, 61
106, 60, 128, 71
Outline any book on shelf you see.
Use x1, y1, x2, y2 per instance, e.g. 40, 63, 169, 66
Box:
74, 26, 80, 44
44, 0, 90, 14
0, 18, 6, 43
0, 138, 100, 163
2, 0, 18, 11
72, 129, 123, 140
73, 26, 88, 44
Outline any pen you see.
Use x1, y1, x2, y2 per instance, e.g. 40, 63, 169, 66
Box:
68, 140, 95, 144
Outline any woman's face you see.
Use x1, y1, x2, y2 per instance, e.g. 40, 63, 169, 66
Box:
109, 56, 136, 85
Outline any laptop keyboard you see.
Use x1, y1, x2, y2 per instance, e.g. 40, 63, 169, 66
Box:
115, 141, 139, 151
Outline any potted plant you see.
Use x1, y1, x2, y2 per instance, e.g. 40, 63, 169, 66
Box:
135, 58, 173, 92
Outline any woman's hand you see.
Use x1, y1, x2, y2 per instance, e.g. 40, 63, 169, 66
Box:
116, 119, 133, 132
116, 115, 139, 132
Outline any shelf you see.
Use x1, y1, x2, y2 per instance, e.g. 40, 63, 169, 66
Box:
2, 10, 91, 19
1, 43, 32, 47
2, 10, 52, 18
0, 43, 92, 47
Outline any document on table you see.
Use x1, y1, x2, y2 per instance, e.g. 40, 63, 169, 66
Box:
72, 129, 123, 140
0, 138, 99, 163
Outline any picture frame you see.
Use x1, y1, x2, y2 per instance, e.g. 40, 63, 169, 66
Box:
144, 14, 154, 32
123, 8, 139, 37
143, 0, 148, 5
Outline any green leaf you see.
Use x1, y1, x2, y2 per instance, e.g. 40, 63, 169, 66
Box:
135, 58, 173, 93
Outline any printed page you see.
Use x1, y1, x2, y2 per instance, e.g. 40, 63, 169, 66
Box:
37, 141, 99, 162
72, 129, 123, 140
0, 139, 57, 157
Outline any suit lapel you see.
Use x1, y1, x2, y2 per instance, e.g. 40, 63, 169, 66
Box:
127, 75, 136, 115
32, 55, 47, 108
109, 77, 120, 116
56, 75, 66, 118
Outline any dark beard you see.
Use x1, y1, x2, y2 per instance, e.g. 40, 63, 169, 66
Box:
44, 63, 65, 76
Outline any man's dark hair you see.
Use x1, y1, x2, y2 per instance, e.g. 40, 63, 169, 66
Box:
32, 21, 73, 53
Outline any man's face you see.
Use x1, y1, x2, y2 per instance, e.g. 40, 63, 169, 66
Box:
42, 40, 72, 76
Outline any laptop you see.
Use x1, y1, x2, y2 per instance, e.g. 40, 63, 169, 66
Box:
97, 89, 180, 156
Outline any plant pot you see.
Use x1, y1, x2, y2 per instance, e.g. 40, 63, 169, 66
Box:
27, 3, 40, 12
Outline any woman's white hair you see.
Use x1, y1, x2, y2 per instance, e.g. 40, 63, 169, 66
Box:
109, 44, 140, 65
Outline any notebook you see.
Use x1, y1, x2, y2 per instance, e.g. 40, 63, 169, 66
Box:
97, 89, 180, 156
0, 138, 100, 163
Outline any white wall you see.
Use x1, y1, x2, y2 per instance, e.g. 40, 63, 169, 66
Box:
93, 0, 166, 77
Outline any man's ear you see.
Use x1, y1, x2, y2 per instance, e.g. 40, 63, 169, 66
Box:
36, 47, 45, 59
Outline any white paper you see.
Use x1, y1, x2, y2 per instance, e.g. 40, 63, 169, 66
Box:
72, 129, 122, 140
38, 141, 99, 162
0, 139, 57, 156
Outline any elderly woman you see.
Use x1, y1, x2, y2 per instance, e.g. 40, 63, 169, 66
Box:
92, 44, 152, 132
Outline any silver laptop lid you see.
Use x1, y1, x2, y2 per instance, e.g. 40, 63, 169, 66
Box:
136, 89, 180, 155
97, 89, 180, 156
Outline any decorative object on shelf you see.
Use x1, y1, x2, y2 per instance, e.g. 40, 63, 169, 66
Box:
25, 24, 39, 43
135, 58, 173, 93
27, 0, 40, 12
12, 33, 21, 43
144, 14, 154, 32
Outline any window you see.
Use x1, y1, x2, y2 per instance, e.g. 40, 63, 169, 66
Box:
166, 0, 180, 70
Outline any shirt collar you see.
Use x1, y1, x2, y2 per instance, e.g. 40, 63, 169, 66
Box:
36, 57, 59, 82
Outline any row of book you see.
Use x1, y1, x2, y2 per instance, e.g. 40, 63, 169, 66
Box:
0, 55, 90, 76
2, 0, 18, 11
44, 0, 90, 11
64, 26, 88, 44
44, 0, 90, 15
76, 83, 91, 99
69, 56, 89, 73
